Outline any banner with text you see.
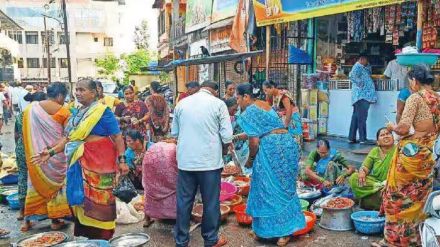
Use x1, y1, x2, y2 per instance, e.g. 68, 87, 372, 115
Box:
253, 0, 408, 27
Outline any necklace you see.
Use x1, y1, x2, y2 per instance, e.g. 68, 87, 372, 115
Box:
72, 102, 96, 127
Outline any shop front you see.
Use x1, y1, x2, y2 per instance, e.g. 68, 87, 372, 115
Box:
254, 0, 440, 140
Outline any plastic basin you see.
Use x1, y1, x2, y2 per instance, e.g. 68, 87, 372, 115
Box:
220, 181, 237, 202
233, 203, 252, 225
233, 176, 250, 196
6, 192, 20, 210
0, 174, 18, 185
293, 211, 317, 236
351, 211, 385, 235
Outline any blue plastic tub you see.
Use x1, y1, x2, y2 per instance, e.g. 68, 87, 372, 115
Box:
6, 192, 20, 210
0, 174, 18, 185
351, 211, 385, 235
396, 53, 439, 66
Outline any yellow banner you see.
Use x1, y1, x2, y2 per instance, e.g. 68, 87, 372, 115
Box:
254, 0, 408, 27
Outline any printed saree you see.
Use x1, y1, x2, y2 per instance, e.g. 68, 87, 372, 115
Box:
382, 90, 440, 246
238, 104, 305, 238
65, 103, 118, 240
269, 90, 303, 138
22, 102, 71, 219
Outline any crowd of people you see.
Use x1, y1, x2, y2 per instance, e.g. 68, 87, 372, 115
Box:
1, 61, 439, 247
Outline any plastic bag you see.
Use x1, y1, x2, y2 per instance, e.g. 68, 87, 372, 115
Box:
66, 162, 85, 206
116, 195, 145, 224
113, 175, 137, 203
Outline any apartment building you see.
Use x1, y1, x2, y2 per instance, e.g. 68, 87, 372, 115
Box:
0, 0, 127, 84
0, 9, 22, 81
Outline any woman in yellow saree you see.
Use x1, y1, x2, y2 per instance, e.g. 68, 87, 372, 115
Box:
22, 83, 70, 231
373, 65, 440, 247
33, 79, 128, 240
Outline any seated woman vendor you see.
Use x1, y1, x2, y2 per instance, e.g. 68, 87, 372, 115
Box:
303, 139, 355, 189
349, 127, 395, 210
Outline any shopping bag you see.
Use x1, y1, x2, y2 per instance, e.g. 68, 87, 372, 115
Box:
113, 175, 137, 203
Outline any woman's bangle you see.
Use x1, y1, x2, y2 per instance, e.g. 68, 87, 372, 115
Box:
49, 149, 56, 157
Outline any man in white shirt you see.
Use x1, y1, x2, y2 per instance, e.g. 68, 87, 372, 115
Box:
171, 81, 233, 247
17, 84, 32, 112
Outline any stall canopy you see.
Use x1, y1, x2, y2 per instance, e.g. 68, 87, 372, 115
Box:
253, 0, 411, 26
142, 50, 263, 72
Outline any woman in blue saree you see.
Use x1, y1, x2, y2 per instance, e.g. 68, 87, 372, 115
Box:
236, 83, 305, 246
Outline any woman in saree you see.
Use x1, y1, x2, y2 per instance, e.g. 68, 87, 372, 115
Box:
125, 129, 152, 190
236, 83, 305, 246
114, 86, 148, 137
142, 139, 178, 227
15, 93, 46, 223
262, 80, 302, 143
223, 97, 251, 175
145, 94, 169, 142
349, 127, 395, 210
373, 65, 440, 247
32, 79, 129, 240
21, 83, 70, 231
303, 139, 355, 190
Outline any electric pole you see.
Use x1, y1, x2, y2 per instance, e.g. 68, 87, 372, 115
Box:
43, 16, 51, 83
61, 0, 72, 94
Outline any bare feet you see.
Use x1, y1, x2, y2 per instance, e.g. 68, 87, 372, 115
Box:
212, 235, 227, 247
0, 228, 10, 237
20, 221, 33, 232
248, 230, 260, 241
143, 217, 154, 228
277, 236, 291, 246
50, 219, 66, 230
17, 210, 24, 221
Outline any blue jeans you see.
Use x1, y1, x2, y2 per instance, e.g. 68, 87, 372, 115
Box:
174, 169, 221, 247
349, 99, 370, 142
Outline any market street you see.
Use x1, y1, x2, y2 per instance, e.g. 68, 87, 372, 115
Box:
0, 119, 380, 247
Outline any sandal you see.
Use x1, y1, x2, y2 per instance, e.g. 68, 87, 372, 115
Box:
277, 236, 291, 247
371, 239, 388, 247
51, 220, 66, 230
248, 231, 260, 241
143, 218, 154, 228
20, 221, 34, 232
212, 235, 227, 247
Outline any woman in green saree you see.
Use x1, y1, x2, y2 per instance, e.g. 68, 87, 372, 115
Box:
349, 127, 395, 210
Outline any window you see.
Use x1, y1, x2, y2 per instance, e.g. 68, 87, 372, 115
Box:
17, 58, 24, 68
104, 37, 113, 47
43, 58, 56, 68
59, 58, 68, 68
26, 58, 40, 68
94, 37, 98, 42
25, 31, 39, 44
8, 31, 23, 44
41, 31, 55, 45
58, 32, 67, 45
158, 10, 165, 35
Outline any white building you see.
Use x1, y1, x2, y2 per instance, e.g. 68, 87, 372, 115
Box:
0, 10, 21, 82
0, 0, 128, 84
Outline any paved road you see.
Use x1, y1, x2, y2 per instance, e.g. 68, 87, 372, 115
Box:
0, 118, 380, 247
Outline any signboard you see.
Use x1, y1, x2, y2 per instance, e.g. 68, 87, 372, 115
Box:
210, 27, 232, 54
253, 0, 408, 27
212, 0, 239, 23
185, 0, 213, 33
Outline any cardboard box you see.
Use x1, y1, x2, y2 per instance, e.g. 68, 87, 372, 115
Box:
318, 118, 327, 134
309, 105, 318, 120
319, 102, 329, 117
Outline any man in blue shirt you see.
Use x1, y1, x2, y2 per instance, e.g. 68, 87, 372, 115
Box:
348, 55, 377, 144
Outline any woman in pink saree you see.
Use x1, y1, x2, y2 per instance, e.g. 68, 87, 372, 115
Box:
142, 140, 178, 227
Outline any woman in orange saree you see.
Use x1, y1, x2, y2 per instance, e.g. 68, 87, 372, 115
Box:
375, 65, 440, 247
32, 79, 129, 240
22, 83, 71, 231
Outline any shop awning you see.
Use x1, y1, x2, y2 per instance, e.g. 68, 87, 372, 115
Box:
254, 0, 410, 27
142, 50, 263, 72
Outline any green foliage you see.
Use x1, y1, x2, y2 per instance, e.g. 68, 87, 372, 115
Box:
159, 71, 170, 83
134, 19, 150, 50
124, 49, 151, 75
95, 53, 120, 78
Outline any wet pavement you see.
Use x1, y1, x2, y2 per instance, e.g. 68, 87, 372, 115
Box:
0, 118, 380, 247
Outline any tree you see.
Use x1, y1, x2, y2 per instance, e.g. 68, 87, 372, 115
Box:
134, 20, 150, 50
95, 53, 120, 78
122, 49, 151, 82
